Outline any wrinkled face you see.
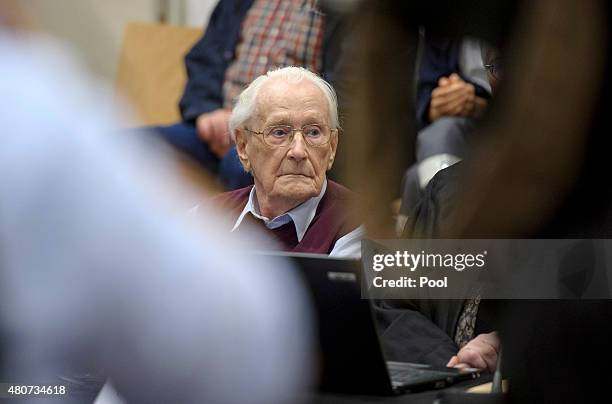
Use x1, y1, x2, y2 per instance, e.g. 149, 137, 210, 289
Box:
235, 78, 338, 209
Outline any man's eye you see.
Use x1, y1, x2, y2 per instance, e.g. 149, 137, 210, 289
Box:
269, 128, 290, 138
304, 126, 322, 137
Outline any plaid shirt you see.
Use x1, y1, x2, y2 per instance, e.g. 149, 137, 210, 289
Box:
222, 0, 325, 109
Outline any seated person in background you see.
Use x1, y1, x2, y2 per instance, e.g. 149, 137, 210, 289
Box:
398, 35, 492, 229
151, 0, 344, 191
406, 44, 502, 238
400, 47, 505, 371
213, 66, 362, 256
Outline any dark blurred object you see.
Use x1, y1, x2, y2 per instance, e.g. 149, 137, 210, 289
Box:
435, 391, 507, 404
406, 0, 520, 49
349, 0, 612, 402
341, 0, 418, 238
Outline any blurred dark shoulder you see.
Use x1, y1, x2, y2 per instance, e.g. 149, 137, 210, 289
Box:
403, 163, 463, 238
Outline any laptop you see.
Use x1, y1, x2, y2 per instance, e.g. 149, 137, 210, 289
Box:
254, 251, 480, 395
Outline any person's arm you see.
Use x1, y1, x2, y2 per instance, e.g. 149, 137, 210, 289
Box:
415, 37, 458, 130
179, 0, 251, 123
319, 3, 346, 90
196, 108, 232, 157
374, 300, 459, 367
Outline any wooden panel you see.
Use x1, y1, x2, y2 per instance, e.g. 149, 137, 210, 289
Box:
116, 22, 202, 126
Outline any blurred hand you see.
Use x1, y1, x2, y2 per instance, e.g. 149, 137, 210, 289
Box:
428, 73, 487, 122
447, 331, 500, 372
196, 109, 232, 158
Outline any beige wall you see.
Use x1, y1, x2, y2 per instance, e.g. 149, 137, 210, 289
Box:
20, 0, 217, 83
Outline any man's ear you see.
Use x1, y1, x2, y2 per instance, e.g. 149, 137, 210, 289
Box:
327, 129, 338, 170
235, 129, 251, 172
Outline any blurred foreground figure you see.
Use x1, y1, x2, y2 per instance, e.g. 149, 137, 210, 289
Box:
0, 32, 311, 403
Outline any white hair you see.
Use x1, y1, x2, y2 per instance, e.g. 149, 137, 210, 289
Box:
229, 66, 339, 141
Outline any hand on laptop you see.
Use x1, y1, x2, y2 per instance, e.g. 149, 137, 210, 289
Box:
446, 331, 500, 372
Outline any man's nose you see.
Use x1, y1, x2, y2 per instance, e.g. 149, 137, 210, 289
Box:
287, 132, 308, 160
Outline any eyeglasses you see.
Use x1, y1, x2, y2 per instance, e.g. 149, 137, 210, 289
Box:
244, 124, 336, 147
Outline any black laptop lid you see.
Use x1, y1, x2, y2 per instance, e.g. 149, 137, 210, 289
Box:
260, 252, 395, 395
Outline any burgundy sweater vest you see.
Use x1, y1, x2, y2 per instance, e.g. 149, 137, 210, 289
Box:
213, 181, 357, 254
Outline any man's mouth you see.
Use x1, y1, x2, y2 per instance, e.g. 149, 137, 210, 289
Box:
279, 173, 311, 178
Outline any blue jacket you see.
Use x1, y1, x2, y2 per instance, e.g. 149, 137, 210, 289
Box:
179, 0, 343, 123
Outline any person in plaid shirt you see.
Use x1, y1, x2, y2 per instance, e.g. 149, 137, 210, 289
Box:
152, 0, 345, 190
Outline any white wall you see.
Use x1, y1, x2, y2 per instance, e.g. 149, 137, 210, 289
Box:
19, 0, 217, 83
21, 0, 160, 82
184, 0, 217, 28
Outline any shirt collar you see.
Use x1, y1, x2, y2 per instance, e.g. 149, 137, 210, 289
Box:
232, 178, 328, 242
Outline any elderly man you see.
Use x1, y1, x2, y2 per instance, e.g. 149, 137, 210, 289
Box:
213, 66, 362, 256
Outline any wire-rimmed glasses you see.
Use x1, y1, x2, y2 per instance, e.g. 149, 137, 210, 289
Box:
244, 124, 336, 147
